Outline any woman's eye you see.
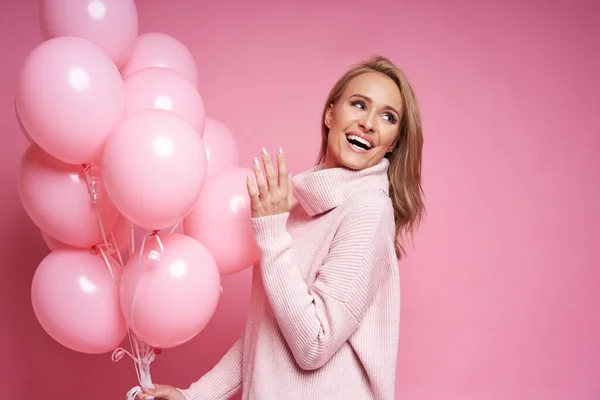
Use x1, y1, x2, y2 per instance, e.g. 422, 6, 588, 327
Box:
383, 113, 397, 123
351, 101, 365, 109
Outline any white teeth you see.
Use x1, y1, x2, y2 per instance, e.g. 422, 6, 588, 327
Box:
347, 134, 372, 149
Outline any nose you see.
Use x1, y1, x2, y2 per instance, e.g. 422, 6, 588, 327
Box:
358, 112, 376, 132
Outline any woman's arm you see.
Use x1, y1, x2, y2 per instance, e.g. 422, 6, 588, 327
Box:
178, 334, 244, 400
251, 191, 395, 371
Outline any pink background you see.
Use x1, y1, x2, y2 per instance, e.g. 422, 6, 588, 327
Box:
1, 0, 598, 399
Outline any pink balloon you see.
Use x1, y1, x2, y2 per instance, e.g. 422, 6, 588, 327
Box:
119, 234, 221, 348
19, 145, 119, 248
184, 168, 259, 275
203, 118, 240, 176
40, 213, 130, 256
120, 33, 198, 87
31, 249, 127, 354
108, 214, 133, 257
102, 110, 207, 231
15, 37, 124, 164
124, 67, 206, 133
39, 0, 139, 67
15, 102, 33, 144
40, 230, 75, 251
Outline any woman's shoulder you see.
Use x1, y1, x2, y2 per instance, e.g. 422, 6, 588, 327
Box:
333, 189, 396, 245
342, 188, 393, 214
336, 189, 394, 233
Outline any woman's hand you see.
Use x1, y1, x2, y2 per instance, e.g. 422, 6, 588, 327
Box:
247, 147, 293, 218
135, 383, 185, 400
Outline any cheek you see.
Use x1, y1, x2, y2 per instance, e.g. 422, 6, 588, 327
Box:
327, 130, 343, 148
331, 105, 357, 128
380, 128, 398, 149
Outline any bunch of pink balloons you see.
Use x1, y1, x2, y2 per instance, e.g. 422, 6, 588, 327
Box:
15, 0, 260, 357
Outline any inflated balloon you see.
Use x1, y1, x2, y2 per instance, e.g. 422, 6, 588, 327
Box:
15, 37, 124, 164
18, 144, 119, 248
119, 33, 198, 86
14, 102, 33, 144
123, 67, 206, 133
202, 118, 240, 176
108, 214, 133, 256
31, 249, 127, 354
184, 168, 259, 275
39, 0, 139, 67
102, 110, 207, 231
119, 234, 221, 348
40, 213, 130, 255
40, 230, 75, 251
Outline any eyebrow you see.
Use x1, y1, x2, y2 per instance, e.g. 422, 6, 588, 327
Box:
350, 94, 401, 116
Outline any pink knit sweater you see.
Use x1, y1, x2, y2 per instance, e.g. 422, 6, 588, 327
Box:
180, 158, 400, 400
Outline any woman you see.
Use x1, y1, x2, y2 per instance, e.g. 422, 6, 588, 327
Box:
138, 55, 424, 400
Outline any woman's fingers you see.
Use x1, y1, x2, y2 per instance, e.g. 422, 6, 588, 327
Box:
249, 147, 292, 218
261, 147, 278, 194
135, 391, 152, 400
246, 174, 259, 199
277, 148, 289, 194
252, 156, 268, 198
287, 171, 294, 207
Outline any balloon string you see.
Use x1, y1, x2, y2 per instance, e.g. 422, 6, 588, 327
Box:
118, 331, 157, 400
82, 164, 125, 275
129, 223, 135, 258
154, 231, 164, 254
169, 221, 180, 234
82, 164, 159, 398
82, 164, 112, 251
123, 232, 153, 394
110, 230, 160, 396
110, 230, 125, 268
130, 233, 150, 333
119, 230, 167, 398
97, 246, 143, 387
97, 247, 118, 286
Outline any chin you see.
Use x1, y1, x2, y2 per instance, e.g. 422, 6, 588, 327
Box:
337, 151, 372, 171
325, 142, 380, 170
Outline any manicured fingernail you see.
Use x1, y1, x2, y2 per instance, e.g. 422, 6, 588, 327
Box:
253, 157, 259, 165
261, 147, 268, 156
145, 397, 155, 400
247, 174, 253, 181
278, 148, 284, 156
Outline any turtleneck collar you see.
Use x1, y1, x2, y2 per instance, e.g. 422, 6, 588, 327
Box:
292, 158, 390, 216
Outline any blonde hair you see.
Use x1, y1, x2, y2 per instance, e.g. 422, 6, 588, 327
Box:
316, 55, 425, 260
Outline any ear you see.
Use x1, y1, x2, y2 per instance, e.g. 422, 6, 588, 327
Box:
324, 103, 333, 129
387, 138, 398, 153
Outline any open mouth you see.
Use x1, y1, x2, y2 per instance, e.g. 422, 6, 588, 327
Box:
346, 134, 373, 151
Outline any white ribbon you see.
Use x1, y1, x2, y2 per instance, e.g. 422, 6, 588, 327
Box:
83, 164, 162, 400
126, 386, 142, 400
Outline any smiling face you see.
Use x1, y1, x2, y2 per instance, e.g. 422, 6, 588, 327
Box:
323, 71, 403, 170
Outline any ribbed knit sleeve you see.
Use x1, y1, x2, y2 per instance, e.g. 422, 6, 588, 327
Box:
179, 334, 244, 400
251, 191, 395, 371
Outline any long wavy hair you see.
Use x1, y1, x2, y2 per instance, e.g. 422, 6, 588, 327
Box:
316, 56, 425, 260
